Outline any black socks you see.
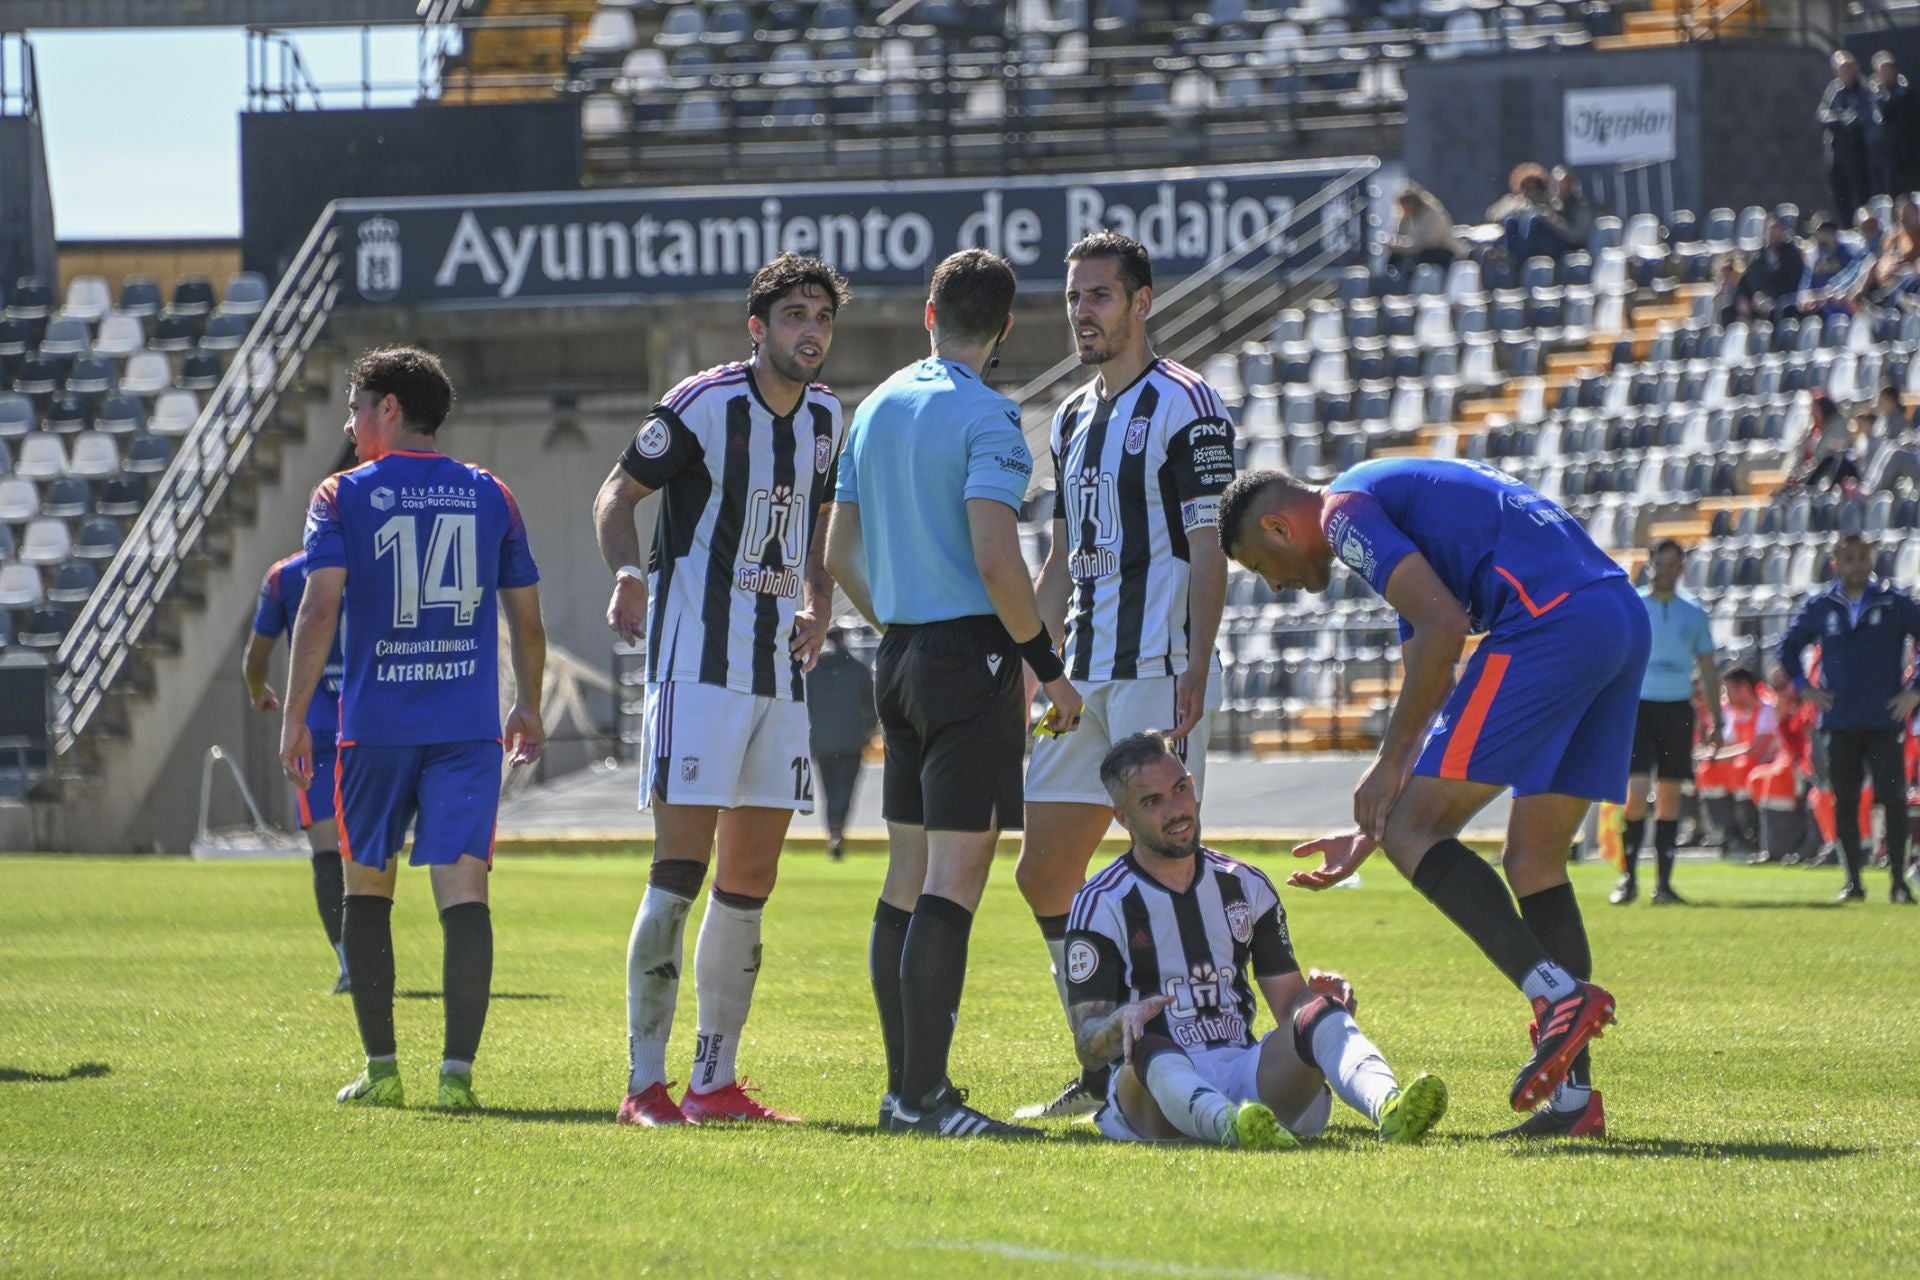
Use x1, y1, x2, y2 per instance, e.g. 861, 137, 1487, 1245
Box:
342, 894, 396, 1059
1408, 839, 1549, 992
1654, 818, 1680, 889
310, 852, 345, 948
1517, 882, 1594, 1086
899, 893, 975, 1111
440, 902, 492, 1065
870, 900, 912, 1096
1621, 818, 1645, 876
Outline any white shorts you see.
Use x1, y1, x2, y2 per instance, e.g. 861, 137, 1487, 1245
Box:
639, 681, 814, 813
1093, 1033, 1333, 1143
1025, 660, 1224, 806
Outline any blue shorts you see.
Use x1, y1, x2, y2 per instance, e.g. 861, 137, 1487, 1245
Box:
296, 734, 338, 830
1414, 576, 1652, 802
336, 740, 503, 871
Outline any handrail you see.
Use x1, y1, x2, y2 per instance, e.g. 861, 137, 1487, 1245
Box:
51, 211, 345, 754
1012, 160, 1377, 426
1, 33, 40, 123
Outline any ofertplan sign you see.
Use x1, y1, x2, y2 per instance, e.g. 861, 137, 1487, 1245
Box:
336, 159, 1374, 306
1563, 85, 1678, 167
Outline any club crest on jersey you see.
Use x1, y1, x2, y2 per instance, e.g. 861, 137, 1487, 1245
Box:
1225, 901, 1253, 945
1066, 939, 1099, 983
813, 433, 833, 474
680, 756, 700, 783
636, 418, 671, 460
370, 487, 395, 512
1124, 416, 1151, 455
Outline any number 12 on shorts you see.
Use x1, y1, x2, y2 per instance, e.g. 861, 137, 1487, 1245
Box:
373, 512, 483, 628
790, 756, 813, 802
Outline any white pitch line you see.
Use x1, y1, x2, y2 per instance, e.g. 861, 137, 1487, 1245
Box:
908, 1239, 1318, 1280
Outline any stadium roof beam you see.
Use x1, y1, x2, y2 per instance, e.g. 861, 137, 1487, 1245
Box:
10, 0, 419, 28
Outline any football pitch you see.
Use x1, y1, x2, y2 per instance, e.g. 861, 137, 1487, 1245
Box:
3, 852, 1916, 1279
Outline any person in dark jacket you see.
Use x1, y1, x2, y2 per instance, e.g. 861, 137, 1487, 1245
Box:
1821, 51, 1873, 226
805, 627, 878, 860
1734, 216, 1807, 319
1777, 532, 1920, 902
1869, 52, 1919, 199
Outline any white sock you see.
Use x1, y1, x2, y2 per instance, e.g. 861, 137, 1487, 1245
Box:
441, 1058, 471, 1076
1519, 960, 1581, 1003
626, 885, 693, 1093
689, 894, 763, 1093
1308, 1009, 1401, 1125
1548, 1078, 1592, 1112
1141, 1049, 1235, 1144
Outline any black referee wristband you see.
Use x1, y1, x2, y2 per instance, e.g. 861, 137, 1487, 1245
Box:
1015, 626, 1065, 683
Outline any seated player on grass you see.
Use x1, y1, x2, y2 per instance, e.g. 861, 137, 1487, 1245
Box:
1064, 732, 1448, 1148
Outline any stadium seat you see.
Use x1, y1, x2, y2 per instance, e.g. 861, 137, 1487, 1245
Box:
72, 519, 121, 562
47, 561, 97, 606
200, 312, 251, 353
656, 5, 706, 46
119, 353, 172, 396
179, 351, 223, 391
95, 476, 145, 517
62, 276, 113, 324
93, 314, 144, 358
40, 478, 89, 520
0, 395, 32, 444
0, 477, 36, 521
170, 277, 215, 319
117, 277, 161, 319
7, 277, 51, 320
95, 395, 144, 436
65, 356, 113, 397
18, 518, 71, 567
67, 432, 119, 481
149, 391, 200, 436
15, 435, 66, 481
222, 272, 269, 316
580, 8, 638, 58
149, 312, 197, 353
123, 436, 170, 475
17, 605, 72, 649
42, 395, 88, 435
582, 95, 630, 138
13, 354, 60, 396
0, 563, 44, 610
0, 317, 31, 358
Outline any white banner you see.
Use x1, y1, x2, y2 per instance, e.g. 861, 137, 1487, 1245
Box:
1563, 85, 1678, 166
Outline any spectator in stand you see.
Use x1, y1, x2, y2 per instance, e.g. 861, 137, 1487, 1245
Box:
1832, 206, 1883, 306
1384, 182, 1465, 279
1551, 166, 1597, 251
1796, 213, 1863, 318
1748, 666, 1820, 864
1710, 257, 1744, 325
1860, 383, 1920, 493
1871, 193, 1920, 300
1486, 163, 1571, 263
1778, 531, 1920, 903
1868, 52, 1919, 199
805, 627, 879, 863
1694, 666, 1779, 859
1793, 388, 1864, 490
1820, 51, 1873, 226
1733, 215, 1806, 319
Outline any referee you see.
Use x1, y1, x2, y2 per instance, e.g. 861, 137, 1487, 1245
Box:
1779, 532, 1920, 903
826, 248, 1083, 1138
1615, 539, 1721, 906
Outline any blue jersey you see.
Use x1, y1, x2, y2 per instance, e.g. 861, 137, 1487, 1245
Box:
835, 357, 1032, 625
1638, 587, 1715, 702
1324, 458, 1624, 635
1778, 578, 1920, 731
303, 449, 539, 747
252, 549, 344, 738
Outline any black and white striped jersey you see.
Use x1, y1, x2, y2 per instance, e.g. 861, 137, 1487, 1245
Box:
1064, 847, 1297, 1057
618, 361, 844, 702
1050, 358, 1236, 682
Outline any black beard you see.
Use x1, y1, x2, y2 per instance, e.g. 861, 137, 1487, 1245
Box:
764, 346, 821, 385
1141, 828, 1200, 860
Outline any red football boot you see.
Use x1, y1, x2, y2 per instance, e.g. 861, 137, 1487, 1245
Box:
680, 1077, 802, 1124
1495, 1089, 1606, 1139
617, 1081, 696, 1127
1510, 982, 1617, 1112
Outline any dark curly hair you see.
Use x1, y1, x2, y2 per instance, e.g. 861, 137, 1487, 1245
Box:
747, 253, 851, 323
348, 346, 454, 433
1067, 230, 1153, 296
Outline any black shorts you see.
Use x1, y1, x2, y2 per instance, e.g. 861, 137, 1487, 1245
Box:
875, 614, 1025, 834
1630, 699, 1695, 781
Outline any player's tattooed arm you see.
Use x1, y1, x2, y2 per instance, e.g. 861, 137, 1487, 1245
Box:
1071, 994, 1174, 1068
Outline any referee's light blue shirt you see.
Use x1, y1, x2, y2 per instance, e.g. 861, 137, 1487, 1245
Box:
836, 357, 1032, 625
1638, 586, 1715, 702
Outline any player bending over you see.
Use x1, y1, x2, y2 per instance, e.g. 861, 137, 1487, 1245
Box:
1067, 732, 1448, 1148
281, 346, 546, 1112
1219, 460, 1638, 1139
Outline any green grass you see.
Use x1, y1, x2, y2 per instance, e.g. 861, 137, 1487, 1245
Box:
2, 853, 1917, 1279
